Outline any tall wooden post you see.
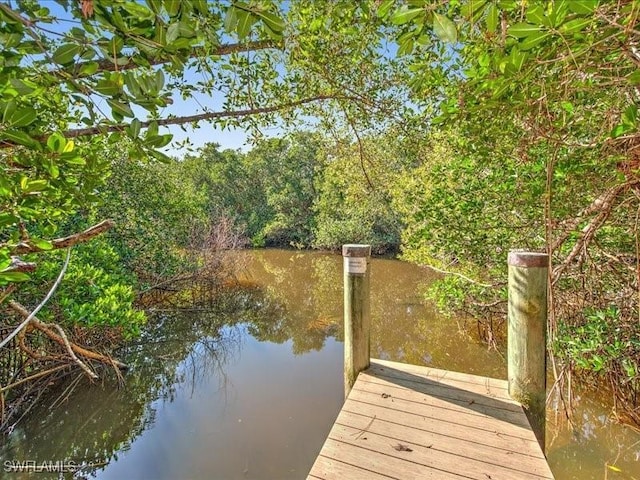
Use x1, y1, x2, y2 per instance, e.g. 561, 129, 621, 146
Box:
508, 250, 548, 451
343, 244, 371, 399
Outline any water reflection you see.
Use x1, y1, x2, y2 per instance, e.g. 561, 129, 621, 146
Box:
236, 250, 505, 377
1, 250, 638, 479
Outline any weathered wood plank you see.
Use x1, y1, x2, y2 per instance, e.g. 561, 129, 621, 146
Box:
356, 373, 526, 419
371, 359, 509, 392
309, 438, 470, 480
308, 455, 396, 480
367, 361, 515, 403
347, 389, 536, 441
333, 410, 553, 477
327, 423, 552, 480
339, 401, 543, 458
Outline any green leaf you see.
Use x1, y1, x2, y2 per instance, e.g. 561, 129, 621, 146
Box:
128, 118, 142, 138
7, 107, 37, 127
486, 3, 499, 33
235, 9, 256, 39
178, 21, 196, 38
606, 465, 622, 473
508, 22, 542, 38
397, 37, 414, 56
461, 0, 488, 18
31, 238, 53, 250
9, 79, 37, 95
155, 70, 165, 91
1, 101, 16, 122
254, 10, 285, 34
623, 104, 638, 127
390, 7, 423, 25
107, 98, 134, 118
560, 101, 574, 115
433, 13, 457, 43
0, 212, 18, 228
149, 149, 172, 163
611, 124, 628, 138
0, 271, 30, 283
95, 80, 121, 96
62, 156, 86, 165
47, 132, 66, 153
0, 257, 10, 271
224, 7, 238, 33
525, 5, 546, 25
377, 0, 394, 18
165, 0, 181, 17
23, 179, 48, 193
628, 70, 640, 85
53, 43, 82, 64
1, 129, 38, 148
166, 22, 180, 44
568, 0, 598, 14
79, 61, 99, 76
559, 17, 591, 34
509, 48, 527, 72
519, 31, 550, 50
145, 133, 173, 148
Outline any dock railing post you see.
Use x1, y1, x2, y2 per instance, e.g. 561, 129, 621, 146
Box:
343, 244, 371, 399
507, 250, 548, 451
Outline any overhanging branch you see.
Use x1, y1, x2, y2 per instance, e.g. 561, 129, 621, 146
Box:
64, 94, 351, 138
8, 219, 114, 255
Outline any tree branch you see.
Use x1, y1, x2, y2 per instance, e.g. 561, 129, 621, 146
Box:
7, 300, 127, 369
6, 257, 36, 273
63, 94, 352, 139
9, 219, 114, 254
551, 180, 640, 253
0, 249, 70, 350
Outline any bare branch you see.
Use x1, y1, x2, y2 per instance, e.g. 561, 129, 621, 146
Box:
7, 300, 127, 369
0, 248, 70, 350
9, 219, 114, 254
426, 264, 494, 288
6, 257, 36, 273
551, 180, 640, 254
50, 323, 98, 379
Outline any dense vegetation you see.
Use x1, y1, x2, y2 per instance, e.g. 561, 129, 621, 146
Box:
0, 0, 639, 430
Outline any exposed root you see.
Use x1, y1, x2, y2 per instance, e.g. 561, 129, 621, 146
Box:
7, 300, 127, 370
50, 323, 98, 380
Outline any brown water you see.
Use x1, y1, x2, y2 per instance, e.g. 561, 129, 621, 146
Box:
1, 249, 639, 479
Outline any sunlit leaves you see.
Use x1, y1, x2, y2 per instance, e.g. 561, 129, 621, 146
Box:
225, 2, 285, 40
432, 13, 457, 43
390, 7, 423, 25
53, 43, 83, 64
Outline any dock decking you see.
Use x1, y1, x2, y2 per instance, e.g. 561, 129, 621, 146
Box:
308, 358, 555, 480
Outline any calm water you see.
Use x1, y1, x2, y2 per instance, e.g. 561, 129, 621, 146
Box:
1, 250, 639, 479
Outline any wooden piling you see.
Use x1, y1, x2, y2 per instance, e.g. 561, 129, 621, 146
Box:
507, 250, 548, 451
343, 244, 371, 398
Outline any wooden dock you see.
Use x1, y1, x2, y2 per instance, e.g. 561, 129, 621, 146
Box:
308, 358, 555, 480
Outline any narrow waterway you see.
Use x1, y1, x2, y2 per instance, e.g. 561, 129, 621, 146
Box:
1, 250, 638, 479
